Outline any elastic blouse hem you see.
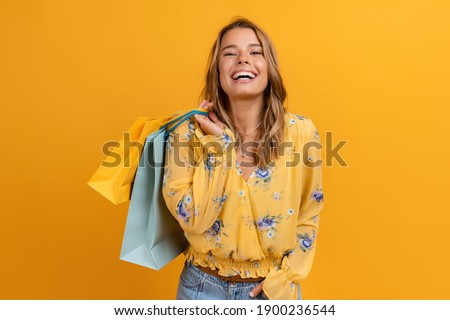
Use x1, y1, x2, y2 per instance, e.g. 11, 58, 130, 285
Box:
184, 246, 283, 279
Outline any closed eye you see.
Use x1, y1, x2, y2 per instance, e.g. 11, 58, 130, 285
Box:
223, 51, 262, 56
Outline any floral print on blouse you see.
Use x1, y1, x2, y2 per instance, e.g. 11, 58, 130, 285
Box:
162, 111, 324, 300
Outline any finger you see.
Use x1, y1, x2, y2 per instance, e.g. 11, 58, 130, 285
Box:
198, 100, 208, 109
208, 111, 219, 122
249, 282, 263, 298
208, 112, 224, 125
193, 114, 203, 124
204, 101, 213, 111
208, 112, 226, 130
194, 113, 209, 124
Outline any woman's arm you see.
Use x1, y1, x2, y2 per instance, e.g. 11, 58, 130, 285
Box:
162, 115, 235, 235
262, 117, 325, 300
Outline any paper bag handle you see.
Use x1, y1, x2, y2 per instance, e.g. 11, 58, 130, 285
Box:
163, 109, 209, 139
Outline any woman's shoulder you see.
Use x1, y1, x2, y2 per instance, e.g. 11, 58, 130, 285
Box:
284, 111, 310, 123
284, 111, 320, 144
284, 110, 313, 132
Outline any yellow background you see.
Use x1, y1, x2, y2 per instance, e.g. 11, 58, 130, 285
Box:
1, 0, 449, 299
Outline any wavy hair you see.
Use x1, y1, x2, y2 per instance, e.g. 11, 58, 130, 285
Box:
199, 16, 287, 168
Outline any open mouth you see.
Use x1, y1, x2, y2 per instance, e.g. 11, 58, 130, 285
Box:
231, 71, 257, 81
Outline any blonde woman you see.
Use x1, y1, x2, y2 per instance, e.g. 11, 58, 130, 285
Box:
162, 17, 324, 300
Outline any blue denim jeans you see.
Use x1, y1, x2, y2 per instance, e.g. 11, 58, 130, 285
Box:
176, 261, 302, 300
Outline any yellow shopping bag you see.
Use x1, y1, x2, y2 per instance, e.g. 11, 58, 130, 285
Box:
87, 110, 181, 205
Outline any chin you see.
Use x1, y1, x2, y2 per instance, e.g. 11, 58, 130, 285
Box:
229, 92, 265, 100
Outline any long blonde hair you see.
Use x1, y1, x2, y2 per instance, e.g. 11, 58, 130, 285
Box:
199, 16, 287, 168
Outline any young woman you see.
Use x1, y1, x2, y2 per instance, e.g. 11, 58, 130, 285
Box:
162, 17, 324, 300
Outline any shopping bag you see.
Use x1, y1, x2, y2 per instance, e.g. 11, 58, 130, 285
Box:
87, 114, 173, 205
119, 109, 208, 270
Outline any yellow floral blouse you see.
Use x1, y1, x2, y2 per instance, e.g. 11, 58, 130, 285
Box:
162, 111, 324, 300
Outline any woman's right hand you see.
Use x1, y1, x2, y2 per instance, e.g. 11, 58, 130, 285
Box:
194, 100, 227, 136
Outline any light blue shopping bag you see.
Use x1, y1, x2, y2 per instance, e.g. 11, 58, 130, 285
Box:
119, 109, 208, 270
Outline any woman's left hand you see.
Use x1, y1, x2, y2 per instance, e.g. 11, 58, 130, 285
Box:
249, 281, 265, 298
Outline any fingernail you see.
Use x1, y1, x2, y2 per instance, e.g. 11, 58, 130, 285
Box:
249, 292, 254, 297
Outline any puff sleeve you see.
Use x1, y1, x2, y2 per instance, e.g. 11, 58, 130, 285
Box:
162, 118, 235, 235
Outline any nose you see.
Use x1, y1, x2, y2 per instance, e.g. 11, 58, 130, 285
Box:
238, 53, 250, 64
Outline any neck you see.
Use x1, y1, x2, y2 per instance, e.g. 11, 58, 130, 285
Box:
228, 96, 264, 134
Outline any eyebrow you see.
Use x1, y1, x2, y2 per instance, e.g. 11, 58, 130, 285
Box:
221, 43, 262, 52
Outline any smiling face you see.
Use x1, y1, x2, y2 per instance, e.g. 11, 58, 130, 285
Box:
218, 28, 268, 101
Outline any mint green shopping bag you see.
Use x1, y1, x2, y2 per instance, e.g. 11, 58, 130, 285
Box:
119, 109, 208, 270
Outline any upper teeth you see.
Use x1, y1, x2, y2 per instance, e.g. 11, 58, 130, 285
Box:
232, 71, 256, 80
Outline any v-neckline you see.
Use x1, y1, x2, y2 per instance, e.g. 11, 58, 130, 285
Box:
226, 130, 259, 185
236, 160, 257, 184
233, 150, 259, 185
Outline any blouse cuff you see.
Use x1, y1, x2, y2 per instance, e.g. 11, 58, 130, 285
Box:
262, 258, 302, 300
